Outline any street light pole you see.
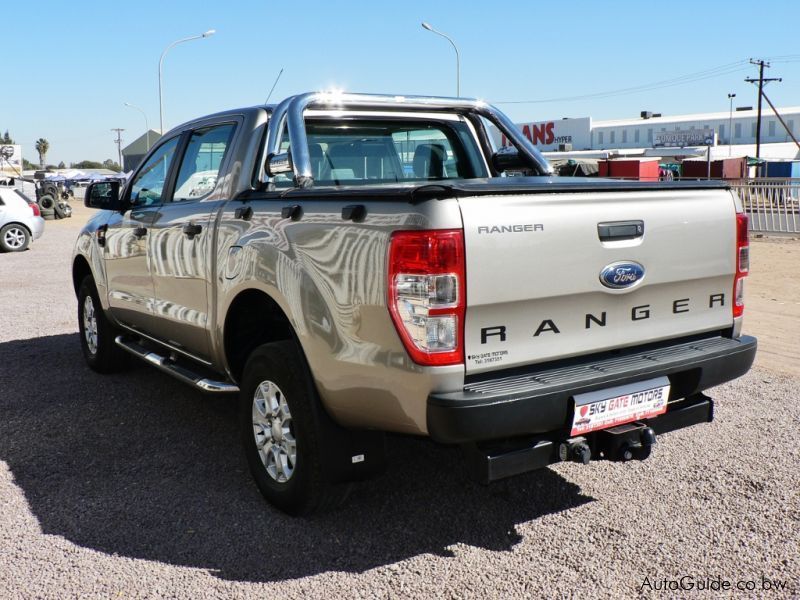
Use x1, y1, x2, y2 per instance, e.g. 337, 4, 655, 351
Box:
158, 29, 216, 134
421, 22, 460, 97
124, 102, 151, 152
727, 93, 736, 157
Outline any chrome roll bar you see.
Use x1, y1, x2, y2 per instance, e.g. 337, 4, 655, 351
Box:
263, 92, 552, 188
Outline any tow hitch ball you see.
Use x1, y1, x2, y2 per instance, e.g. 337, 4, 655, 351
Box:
600, 424, 657, 462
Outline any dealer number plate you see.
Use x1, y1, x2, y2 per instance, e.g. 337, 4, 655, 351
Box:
570, 377, 670, 436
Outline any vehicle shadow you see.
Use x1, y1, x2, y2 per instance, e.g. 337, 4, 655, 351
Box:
0, 333, 593, 583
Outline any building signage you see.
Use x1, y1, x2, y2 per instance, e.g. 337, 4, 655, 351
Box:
0, 145, 23, 179
494, 117, 592, 151
653, 129, 716, 148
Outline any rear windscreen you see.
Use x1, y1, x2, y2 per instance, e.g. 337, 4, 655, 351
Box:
274, 118, 488, 187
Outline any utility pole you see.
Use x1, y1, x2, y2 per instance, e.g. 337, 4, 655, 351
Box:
745, 59, 781, 175
111, 128, 125, 171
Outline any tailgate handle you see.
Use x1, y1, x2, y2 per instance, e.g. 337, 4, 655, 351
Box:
598, 220, 644, 242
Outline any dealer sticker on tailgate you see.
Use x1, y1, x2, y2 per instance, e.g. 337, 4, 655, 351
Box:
571, 376, 670, 436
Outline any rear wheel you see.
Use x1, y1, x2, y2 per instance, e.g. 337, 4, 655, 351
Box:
0, 224, 30, 252
77, 275, 129, 373
240, 341, 350, 515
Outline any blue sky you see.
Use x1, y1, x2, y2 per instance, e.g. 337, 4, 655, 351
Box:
2, 0, 799, 165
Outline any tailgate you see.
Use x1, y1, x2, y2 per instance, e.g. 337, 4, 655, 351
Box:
459, 189, 737, 375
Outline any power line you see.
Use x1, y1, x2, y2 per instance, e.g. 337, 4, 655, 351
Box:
494, 60, 750, 104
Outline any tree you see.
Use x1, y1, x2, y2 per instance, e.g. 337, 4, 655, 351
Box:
35, 138, 49, 168
103, 159, 121, 172
1, 131, 13, 144
72, 160, 104, 170
22, 158, 37, 170
57, 161, 66, 169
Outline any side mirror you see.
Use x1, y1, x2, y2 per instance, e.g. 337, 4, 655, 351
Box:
84, 180, 124, 210
491, 147, 530, 174
265, 150, 293, 177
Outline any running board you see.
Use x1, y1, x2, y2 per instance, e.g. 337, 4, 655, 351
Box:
114, 336, 239, 393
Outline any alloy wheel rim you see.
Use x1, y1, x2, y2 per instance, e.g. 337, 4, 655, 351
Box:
83, 296, 98, 355
4, 227, 25, 249
252, 380, 296, 483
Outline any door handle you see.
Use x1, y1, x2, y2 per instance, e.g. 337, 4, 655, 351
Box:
133, 226, 148, 238
183, 222, 202, 239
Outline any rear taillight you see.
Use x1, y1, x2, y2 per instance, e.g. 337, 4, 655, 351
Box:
734, 212, 749, 318
30, 202, 40, 217
388, 229, 465, 366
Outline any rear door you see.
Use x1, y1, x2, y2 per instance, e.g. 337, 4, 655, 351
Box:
147, 122, 237, 361
459, 188, 737, 374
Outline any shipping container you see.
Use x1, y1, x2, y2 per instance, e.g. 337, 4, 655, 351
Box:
681, 157, 747, 180
763, 160, 800, 178
598, 158, 660, 181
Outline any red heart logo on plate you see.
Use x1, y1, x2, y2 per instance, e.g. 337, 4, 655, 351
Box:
580, 405, 588, 417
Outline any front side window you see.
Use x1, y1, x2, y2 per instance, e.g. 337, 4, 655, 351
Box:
275, 118, 487, 186
129, 136, 180, 207
172, 124, 235, 202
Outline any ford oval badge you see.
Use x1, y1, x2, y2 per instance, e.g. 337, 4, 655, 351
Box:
599, 261, 645, 290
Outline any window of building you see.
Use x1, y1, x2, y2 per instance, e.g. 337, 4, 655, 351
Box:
598, 131, 604, 145
610, 131, 615, 144
751, 123, 757, 138
735, 123, 742, 139
622, 130, 627, 143
719, 124, 725, 142
647, 129, 653, 142
768, 120, 776, 137
789, 120, 795, 134
634, 129, 640, 143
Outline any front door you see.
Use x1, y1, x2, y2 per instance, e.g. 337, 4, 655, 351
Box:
104, 136, 180, 333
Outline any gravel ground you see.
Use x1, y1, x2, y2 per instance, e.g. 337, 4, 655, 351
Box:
0, 206, 798, 599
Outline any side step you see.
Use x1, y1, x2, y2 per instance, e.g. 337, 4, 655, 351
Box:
114, 336, 239, 393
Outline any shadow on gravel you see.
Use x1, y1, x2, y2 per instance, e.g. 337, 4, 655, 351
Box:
0, 334, 594, 582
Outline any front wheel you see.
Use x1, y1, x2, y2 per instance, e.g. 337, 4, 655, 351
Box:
77, 275, 129, 373
240, 341, 350, 515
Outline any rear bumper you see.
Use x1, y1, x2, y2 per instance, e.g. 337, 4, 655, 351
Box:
427, 335, 756, 444
29, 216, 45, 240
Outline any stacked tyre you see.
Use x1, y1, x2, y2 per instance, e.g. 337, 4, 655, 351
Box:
38, 194, 56, 220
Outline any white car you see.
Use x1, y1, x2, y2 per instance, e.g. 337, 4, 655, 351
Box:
0, 187, 45, 252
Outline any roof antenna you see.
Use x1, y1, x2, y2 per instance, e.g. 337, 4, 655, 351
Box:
265, 68, 284, 104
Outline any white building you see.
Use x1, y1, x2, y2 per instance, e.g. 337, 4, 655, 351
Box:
496, 106, 800, 160
593, 106, 800, 151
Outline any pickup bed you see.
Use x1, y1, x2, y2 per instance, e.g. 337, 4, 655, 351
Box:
73, 92, 756, 514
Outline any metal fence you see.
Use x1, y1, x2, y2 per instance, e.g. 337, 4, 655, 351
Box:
731, 179, 800, 234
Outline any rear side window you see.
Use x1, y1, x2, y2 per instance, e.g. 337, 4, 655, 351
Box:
172, 124, 235, 202
274, 118, 487, 187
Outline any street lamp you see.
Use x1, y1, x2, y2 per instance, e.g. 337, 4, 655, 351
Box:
124, 102, 151, 152
158, 29, 216, 134
421, 22, 460, 97
727, 93, 736, 157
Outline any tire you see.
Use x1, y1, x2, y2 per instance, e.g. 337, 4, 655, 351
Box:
53, 199, 66, 219
77, 275, 129, 373
39, 194, 54, 209
0, 224, 30, 252
240, 341, 351, 515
